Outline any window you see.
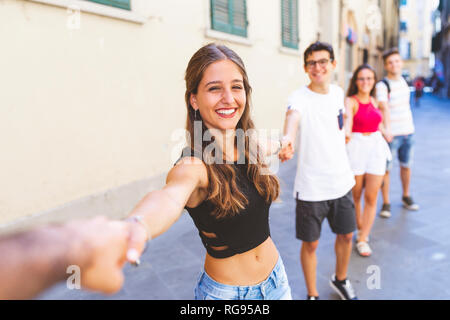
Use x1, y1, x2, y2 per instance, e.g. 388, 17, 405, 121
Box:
400, 38, 411, 60
210, 0, 248, 37
86, 0, 130, 10
281, 0, 299, 49
400, 21, 408, 32
30, 0, 143, 23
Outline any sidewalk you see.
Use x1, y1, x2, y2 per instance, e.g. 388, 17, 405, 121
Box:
38, 93, 450, 300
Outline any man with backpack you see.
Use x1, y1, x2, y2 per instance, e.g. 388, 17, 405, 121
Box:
376, 48, 419, 218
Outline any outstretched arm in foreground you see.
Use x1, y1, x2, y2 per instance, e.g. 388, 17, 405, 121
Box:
0, 216, 131, 299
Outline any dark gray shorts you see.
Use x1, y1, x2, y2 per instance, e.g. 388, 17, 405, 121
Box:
295, 191, 356, 242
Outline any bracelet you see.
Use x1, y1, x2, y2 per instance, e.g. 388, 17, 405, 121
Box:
127, 215, 152, 242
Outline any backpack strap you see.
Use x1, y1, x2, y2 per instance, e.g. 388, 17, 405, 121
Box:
379, 78, 391, 100
380, 78, 391, 94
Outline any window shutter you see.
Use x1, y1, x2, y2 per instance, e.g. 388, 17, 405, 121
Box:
231, 0, 247, 37
211, 0, 248, 37
87, 0, 131, 11
281, 0, 299, 49
211, 0, 232, 34
291, 0, 299, 46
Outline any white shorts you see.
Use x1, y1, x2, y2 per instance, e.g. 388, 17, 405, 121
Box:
346, 131, 392, 176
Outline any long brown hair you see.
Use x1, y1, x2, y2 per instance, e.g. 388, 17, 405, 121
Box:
346, 64, 378, 98
184, 43, 280, 219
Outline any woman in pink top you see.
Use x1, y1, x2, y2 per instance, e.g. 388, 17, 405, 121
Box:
344, 64, 391, 257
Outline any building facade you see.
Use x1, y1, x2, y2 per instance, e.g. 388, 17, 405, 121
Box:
432, 0, 450, 97
338, 0, 386, 88
0, 0, 397, 232
398, 0, 436, 80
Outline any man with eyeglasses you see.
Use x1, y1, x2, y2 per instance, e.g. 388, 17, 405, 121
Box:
279, 42, 358, 300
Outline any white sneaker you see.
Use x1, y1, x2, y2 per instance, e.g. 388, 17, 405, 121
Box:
379, 203, 391, 218
402, 196, 419, 211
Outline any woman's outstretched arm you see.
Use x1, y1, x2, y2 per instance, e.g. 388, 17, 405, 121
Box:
125, 157, 207, 263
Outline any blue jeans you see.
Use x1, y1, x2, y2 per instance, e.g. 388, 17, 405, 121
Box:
194, 256, 292, 300
387, 134, 414, 171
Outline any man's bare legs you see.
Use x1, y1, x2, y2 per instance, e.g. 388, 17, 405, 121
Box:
335, 233, 353, 281
381, 170, 391, 205
301, 232, 353, 297
379, 170, 392, 218
301, 240, 319, 297
400, 166, 411, 198
382, 166, 416, 213
384, 166, 411, 200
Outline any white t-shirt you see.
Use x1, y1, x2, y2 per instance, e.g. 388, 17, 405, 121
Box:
376, 77, 415, 136
287, 85, 355, 201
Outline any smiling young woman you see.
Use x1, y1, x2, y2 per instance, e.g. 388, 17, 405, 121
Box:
344, 64, 392, 257
184, 44, 281, 219
189, 59, 246, 130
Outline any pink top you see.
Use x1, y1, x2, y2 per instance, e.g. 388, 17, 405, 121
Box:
351, 96, 383, 133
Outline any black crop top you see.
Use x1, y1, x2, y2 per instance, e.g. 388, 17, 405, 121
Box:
176, 148, 272, 259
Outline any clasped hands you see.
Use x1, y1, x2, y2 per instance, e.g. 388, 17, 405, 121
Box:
64, 215, 149, 295
278, 136, 294, 162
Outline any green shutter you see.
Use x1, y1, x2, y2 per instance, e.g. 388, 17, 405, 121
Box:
87, 0, 131, 11
231, 0, 247, 37
211, 0, 232, 34
211, 0, 248, 37
281, 0, 299, 49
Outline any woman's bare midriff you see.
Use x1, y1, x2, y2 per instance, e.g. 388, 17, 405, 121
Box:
203, 237, 279, 286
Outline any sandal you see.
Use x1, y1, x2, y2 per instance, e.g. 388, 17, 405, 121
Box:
356, 241, 372, 257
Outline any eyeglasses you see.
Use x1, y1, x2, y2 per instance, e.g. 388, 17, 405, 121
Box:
356, 77, 375, 82
305, 59, 332, 69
